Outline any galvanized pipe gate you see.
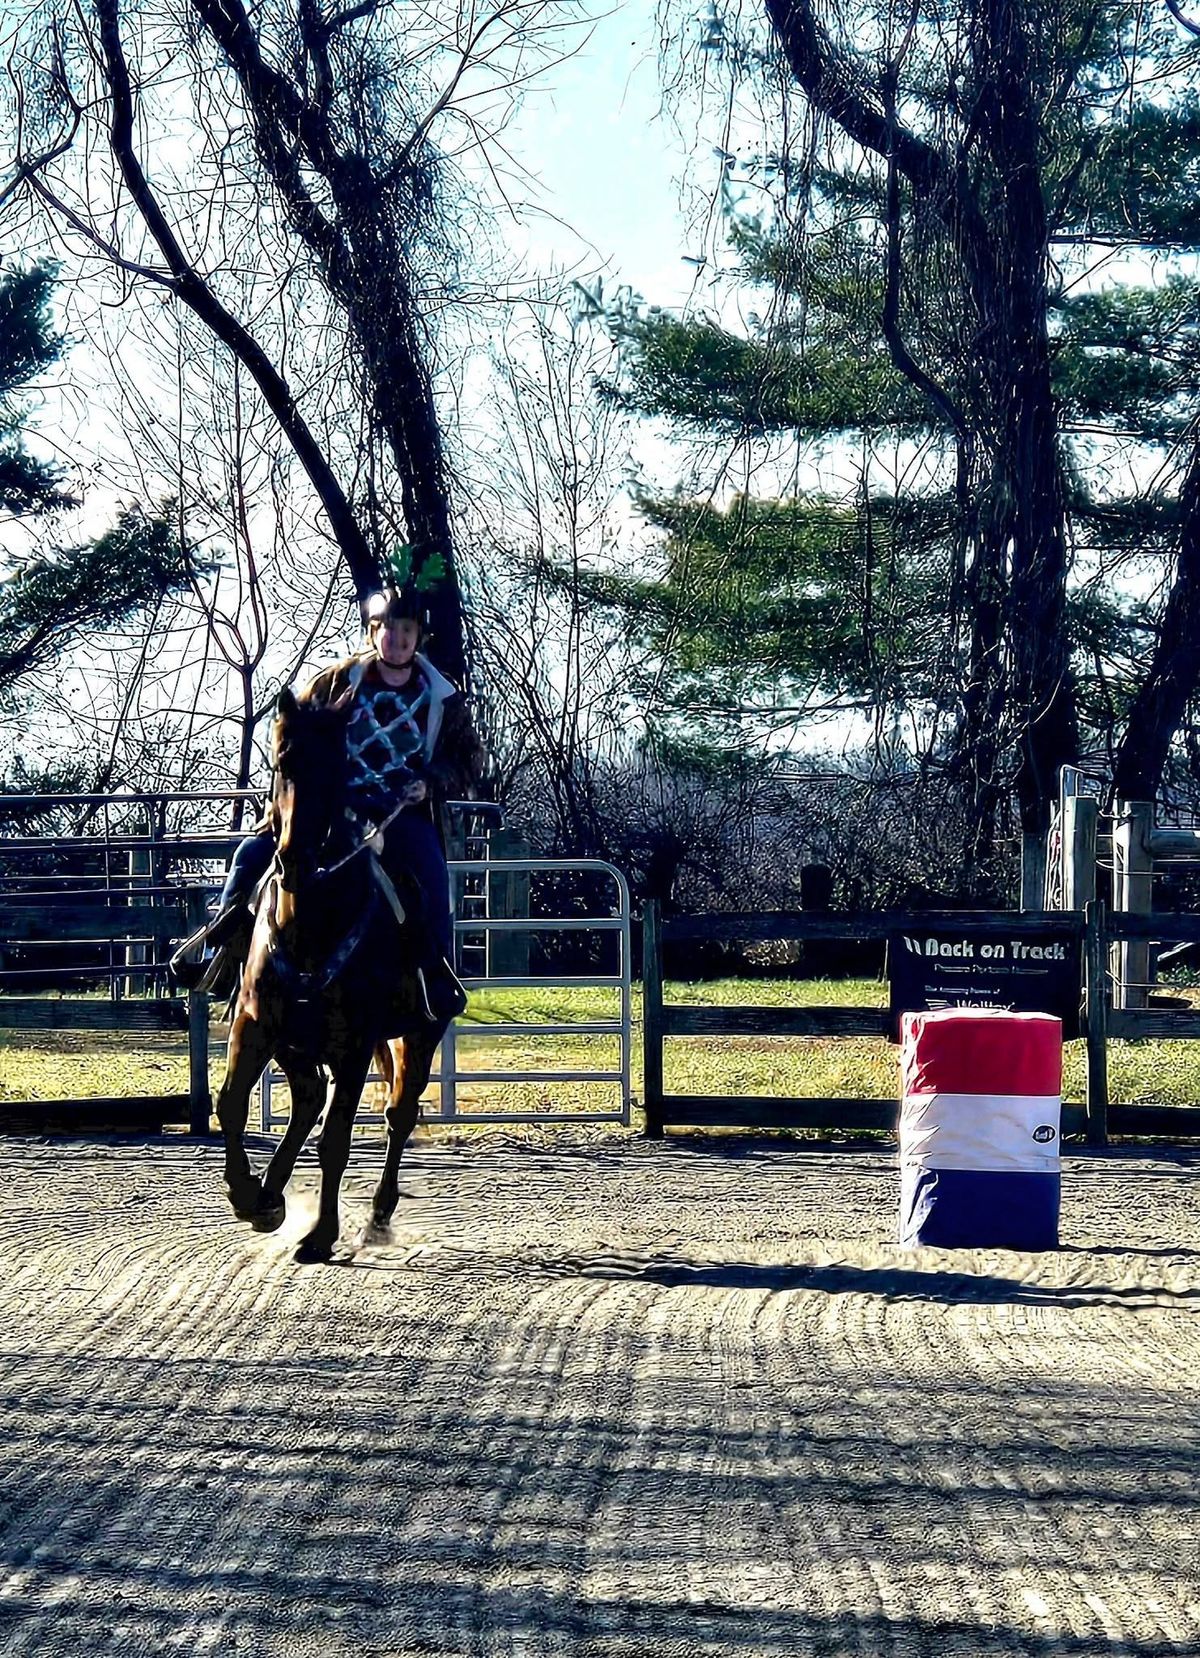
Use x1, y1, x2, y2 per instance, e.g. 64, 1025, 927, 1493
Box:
259, 855, 633, 1130
1, 793, 631, 1133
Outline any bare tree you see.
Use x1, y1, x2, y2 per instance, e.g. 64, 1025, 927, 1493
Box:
4, 0, 589, 684
460, 298, 637, 852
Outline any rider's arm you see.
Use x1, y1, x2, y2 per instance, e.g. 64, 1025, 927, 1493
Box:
425, 694, 487, 802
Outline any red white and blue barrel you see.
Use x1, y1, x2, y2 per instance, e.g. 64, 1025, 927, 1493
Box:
898, 1008, 1062, 1250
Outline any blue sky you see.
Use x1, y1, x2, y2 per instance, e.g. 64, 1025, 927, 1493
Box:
502, 0, 704, 309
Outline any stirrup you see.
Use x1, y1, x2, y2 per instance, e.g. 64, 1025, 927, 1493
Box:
168, 905, 253, 992
416, 962, 467, 1024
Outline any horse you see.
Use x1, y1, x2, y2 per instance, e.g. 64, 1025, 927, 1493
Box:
215, 685, 448, 1262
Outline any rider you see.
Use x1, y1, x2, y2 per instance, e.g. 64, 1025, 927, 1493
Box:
174, 577, 487, 1019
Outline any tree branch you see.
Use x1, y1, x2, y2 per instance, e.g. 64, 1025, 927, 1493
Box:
762, 0, 947, 194
92, 0, 378, 597
879, 60, 968, 441
1165, 0, 1200, 40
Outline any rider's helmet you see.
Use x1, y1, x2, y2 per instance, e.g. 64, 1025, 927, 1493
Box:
364, 585, 425, 628
363, 543, 443, 634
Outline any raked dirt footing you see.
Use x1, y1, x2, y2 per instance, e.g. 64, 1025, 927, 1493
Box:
0, 1131, 1197, 1657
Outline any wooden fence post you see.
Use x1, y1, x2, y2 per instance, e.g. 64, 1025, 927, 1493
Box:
642, 900, 664, 1139
1083, 900, 1109, 1148
184, 887, 212, 1135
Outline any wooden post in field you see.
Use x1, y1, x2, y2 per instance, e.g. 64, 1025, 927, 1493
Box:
184, 887, 212, 1134
642, 900, 664, 1139
1112, 800, 1153, 1010
1083, 900, 1109, 1148
1020, 830, 1047, 912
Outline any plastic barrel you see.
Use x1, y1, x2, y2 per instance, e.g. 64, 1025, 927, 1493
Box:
898, 1008, 1062, 1250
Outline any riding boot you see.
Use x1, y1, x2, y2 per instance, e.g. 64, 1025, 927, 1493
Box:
169, 903, 254, 992
416, 955, 468, 1024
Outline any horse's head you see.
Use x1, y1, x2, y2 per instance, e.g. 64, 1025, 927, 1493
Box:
269, 685, 352, 893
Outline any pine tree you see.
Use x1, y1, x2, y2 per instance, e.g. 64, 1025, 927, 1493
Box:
0, 262, 74, 517
0, 265, 195, 698
594, 1, 1200, 886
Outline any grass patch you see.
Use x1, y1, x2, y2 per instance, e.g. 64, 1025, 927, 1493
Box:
5, 977, 1200, 1120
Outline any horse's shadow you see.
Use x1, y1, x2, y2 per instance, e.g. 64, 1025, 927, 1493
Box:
535, 1254, 1200, 1306
330, 1235, 1199, 1306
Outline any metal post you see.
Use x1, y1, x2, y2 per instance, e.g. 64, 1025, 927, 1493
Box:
187, 991, 212, 1134
440, 1018, 458, 1120
487, 830, 530, 977
1062, 795, 1098, 912
1112, 800, 1153, 1010
125, 845, 150, 998
1020, 830, 1047, 913
642, 900, 664, 1138
184, 887, 212, 1134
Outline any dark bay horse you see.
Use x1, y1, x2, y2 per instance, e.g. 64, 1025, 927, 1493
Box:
217, 686, 447, 1262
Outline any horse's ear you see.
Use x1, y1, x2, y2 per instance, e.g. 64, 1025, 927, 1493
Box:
277, 686, 299, 718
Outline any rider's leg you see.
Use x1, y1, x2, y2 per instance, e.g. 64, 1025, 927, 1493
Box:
170, 829, 273, 988
383, 813, 452, 952
382, 813, 465, 1020
217, 829, 276, 917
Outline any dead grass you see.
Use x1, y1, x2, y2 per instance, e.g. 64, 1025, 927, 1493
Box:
4, 977, 1200, 1119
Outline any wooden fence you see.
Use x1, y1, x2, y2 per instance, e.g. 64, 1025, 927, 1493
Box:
643, 901, 1200, 1144
0, 890, 212, 1134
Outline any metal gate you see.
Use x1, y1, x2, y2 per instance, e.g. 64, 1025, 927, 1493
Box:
0, 791, 631, 1132
259, 855, 632, 1130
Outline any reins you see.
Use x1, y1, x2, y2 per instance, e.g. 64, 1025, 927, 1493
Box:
320, 798, 410, 876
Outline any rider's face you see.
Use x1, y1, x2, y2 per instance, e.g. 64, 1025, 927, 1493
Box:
372, 617, 420, 667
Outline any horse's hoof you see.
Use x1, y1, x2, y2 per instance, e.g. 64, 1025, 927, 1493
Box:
294, 1233, 335, 1265
251, 1198, 286, 1234
227, 1176, 263, 1220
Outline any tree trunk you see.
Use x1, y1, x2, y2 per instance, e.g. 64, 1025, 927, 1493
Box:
970, 0, 1077, 840
185, 0, 469, 685
335, 180, 467, 682
1112, 438, 1200, 800
765, 0, 1077, 849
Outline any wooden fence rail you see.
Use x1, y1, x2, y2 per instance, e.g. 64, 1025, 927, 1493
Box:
0, 891, 212, 1135
643, 900, 1200, 1145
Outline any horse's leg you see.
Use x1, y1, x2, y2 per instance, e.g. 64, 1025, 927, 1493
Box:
295, 1046, 373, 1264
371, 1026, 439, 1229
252, 1058, 328, 1232
216, 1016, 275, 1219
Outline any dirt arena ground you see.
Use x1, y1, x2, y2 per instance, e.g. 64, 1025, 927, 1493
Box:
0, 1131, 1197, 1657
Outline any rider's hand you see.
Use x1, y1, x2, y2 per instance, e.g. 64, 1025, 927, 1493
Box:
402, 778, 427, 805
